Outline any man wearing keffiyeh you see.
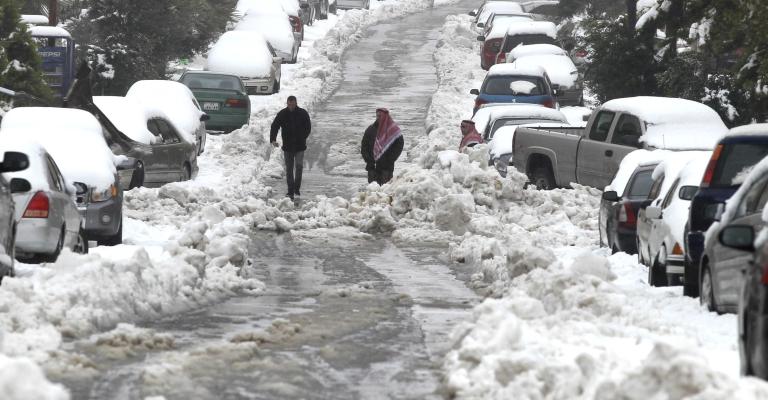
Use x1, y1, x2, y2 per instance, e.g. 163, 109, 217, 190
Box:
459, 119, 483, 151
361, 108, 404, 185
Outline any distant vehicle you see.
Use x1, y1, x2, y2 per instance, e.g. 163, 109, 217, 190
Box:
94, 96, 200, 186
1, 139, 87, 263
479, 12, 533, 35
507, 44, 583, 106
29, 25, 75, 98
685, 124, 768, 297
179, 71, 251, 133
637, 152, 710, 286
126, 80, 209, 156
236, 7, 301, 63
511, 96, 728, 190
0, 151, 31, 280
206, 31, 283, 96
477, 14, 534, 70
490, 21, 558, 66
470, 1, 524, 28
237, 0, 305, 42
0, 107, 126, 246
470, 64, 559, 113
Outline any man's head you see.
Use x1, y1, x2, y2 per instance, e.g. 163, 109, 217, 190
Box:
460, 119, 474, 136
287, 95, 297, 111
376, 108, 388, 123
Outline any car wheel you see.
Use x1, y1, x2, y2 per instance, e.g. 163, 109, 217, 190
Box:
99, 219, 123, 247
182, 163, 192, 181
700, 263, 718, 312
528, 167, 555, 190
73, 229, 89, 255
274, 80, 281, 93
648, 254, 668, 287
741, 310, 756, 376
129, 161, 145, 189
39, 227, 65, 263
683, 259, 699, 298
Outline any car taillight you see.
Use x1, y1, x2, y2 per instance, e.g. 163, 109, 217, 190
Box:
23, 191, 49, 218
761, 262, 768, 285
618, 203, 636, 227
542, 98, 555, 109
496, 52, 506, 63
575, 49, 588, 58
475, 98, 488, 109
672, 243, 683, 255
225, 98, 247, 108
701, 144, 723, 188
289, 16, 302, 32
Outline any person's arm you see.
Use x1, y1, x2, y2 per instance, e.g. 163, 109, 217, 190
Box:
303, 109, 312, 139
361, 125, 375, 170
270, 110, 283, 144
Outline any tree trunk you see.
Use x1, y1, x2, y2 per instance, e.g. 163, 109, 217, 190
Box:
625, 0, 637, 36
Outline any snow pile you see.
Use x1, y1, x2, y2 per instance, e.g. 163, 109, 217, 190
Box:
235, 8, 296, 57
0, 354, 69, 400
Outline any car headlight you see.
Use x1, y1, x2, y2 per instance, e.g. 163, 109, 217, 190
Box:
91, 184, 118, 202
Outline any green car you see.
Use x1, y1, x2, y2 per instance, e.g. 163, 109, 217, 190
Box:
179, 71, 251, 133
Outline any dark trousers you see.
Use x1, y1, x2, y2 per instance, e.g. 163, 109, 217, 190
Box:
284, 150, 304, 195
367, 168, 393, 185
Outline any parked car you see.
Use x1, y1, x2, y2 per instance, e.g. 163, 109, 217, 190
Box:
179, 71, 251, 133
1, 139, 87, 262
0, 150, 30, 280
0, 107, 125, 245
685, 124, 768, 297
470, 64, 559, 114
479, 12, 533, 36
637, 152, 710, 286
477, 20, 557, 70
600, 152, 668, 254
507, 44, 583, 106
237, 0, 305, 42
207, 30, 283, 96
511, 96, 728, 190
336, 0, 369, 9
92, 96, 199, 186
470, 1, 524, 28
236, 7, 300, 63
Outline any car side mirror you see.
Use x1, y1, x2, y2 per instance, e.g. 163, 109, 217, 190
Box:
9, 177, 30, 193
477, 35, 485, 42
200, 113, 210, 122
73, 182, 89, 195
601, 190, 620, 202
116, 156, 138, 171
719, 225, 755, 252
477, 22, 485, 28
469, 10, 477, 16
0, 151, 29, 173
552, 84, 561, 91
645, 205, 662, 219
678, 185, 698, 201
552, 89, 559, 97
470, 88, 480, 95
582, 114, 591, 122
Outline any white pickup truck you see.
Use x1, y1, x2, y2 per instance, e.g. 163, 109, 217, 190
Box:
511, 96, 729, 189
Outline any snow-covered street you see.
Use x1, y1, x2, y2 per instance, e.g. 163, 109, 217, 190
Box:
3, 0, 768, 399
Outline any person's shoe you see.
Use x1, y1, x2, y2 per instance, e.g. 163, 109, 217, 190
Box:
294, 190, 301, 198
286, 192, 294, 200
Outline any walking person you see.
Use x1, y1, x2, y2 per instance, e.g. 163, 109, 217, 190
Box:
270, 95, 311, 200
459, 119, 483, 151
361, 108, 404, 185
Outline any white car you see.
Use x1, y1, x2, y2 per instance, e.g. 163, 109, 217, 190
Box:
237, 0, 305, 42
0, 138, 86, 262
206, 30, 283, 96
236, 8, 300, 64
126, 80, 208, 155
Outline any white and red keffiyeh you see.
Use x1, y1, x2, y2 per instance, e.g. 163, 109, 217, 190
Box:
373, 108, 402, 161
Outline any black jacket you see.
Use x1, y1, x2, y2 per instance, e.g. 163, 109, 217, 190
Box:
270, 107, 311, 152
361, 121, 404, 171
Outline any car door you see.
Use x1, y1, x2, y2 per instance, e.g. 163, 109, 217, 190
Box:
653, 178, 680, 261
46, 154, 80, 244
714, 176, 768, 307
576, 110, 618, 188
154, 118, 186, 181
637, 172, 665, 265
146, 119, 172, 184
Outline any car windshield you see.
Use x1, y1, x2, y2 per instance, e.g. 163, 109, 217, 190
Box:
626, 169, 654, 199
181, 74, 243, 91
712, 143, 768, 187
502, 34, 556, 52
482, 75, 545, 96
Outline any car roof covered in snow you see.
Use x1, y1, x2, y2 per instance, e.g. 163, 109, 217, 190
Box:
487, 63, 546, 77
94, 96, 162, 146
236, 9, 295, 55
0, 137, 55, 191
505, 21, 557, 38
727, 123, 768, 137
510, 54, 577, 87
205, 30, 273, 80
126, 80, 203, 145
29, 25, 71, 38
473, 104, 567, 134
236, 0, 298, 17
602, 96, 727, 151
509, 43, 567, 59
605, 149, 674, 194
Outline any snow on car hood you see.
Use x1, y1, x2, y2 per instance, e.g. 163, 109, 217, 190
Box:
236, 11, 295, 55
94, 96, 159, 145
511, 54, 578, 88
206, 30, 274, 80
0, 107, 117, 190
126, 80, 204, 145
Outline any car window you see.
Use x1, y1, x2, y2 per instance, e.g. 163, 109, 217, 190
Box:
589, 111, 615, 141
648, 174, 665, 201
661, 178, 680, 209
47, 155, 68, 193
154, 119, 180, 144
611, 114, 642, 148
711, 143, 768, 187
502, 34, 557, 52
147, 119, 163, 141
737, 176, 768, 217
625, 169, 654, 199
482, 75, 545, 96
44, 155, 62, 191
181, 74, 244, 92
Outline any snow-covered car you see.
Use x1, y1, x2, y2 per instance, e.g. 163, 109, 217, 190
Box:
470, 64, 559, 113
1, 138, 87, 262
93, 96, 200, 186
237, 0, 305, 42
509, 51, 583, 106
236, 7, 300, 64
0, 150, 30, 279
0, 107, 126, 246
336, 0, 369, 10
470, 1, 524, 28
506, 43, 567, 62
126, 80, 208, 156
479, 12, 533, 33
179, 71, 251, 133
206, 30, 283, 96
494, 21, 558, 65
637, 151, 711, 286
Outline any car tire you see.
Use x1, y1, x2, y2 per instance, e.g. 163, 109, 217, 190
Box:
99, 219, 123, 247
73, 229, 89, 255
700, 263, 719, 313
274, 80, 281, 93
329, 0, 336, 13
129, 161, 145, 189
38, 227, 65, 263
648, 255, 668, 287
528, 167, 555, 190
683, 259, 699, 298
741, 311, 756, 376
181, 163, 192, 182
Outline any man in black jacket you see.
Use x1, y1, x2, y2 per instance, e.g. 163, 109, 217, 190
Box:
270, 96, 311, 199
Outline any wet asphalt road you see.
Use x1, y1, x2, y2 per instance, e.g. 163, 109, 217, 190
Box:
58, 1, 482, 398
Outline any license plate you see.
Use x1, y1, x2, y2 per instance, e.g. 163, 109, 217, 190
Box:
202, 102, 220, 111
